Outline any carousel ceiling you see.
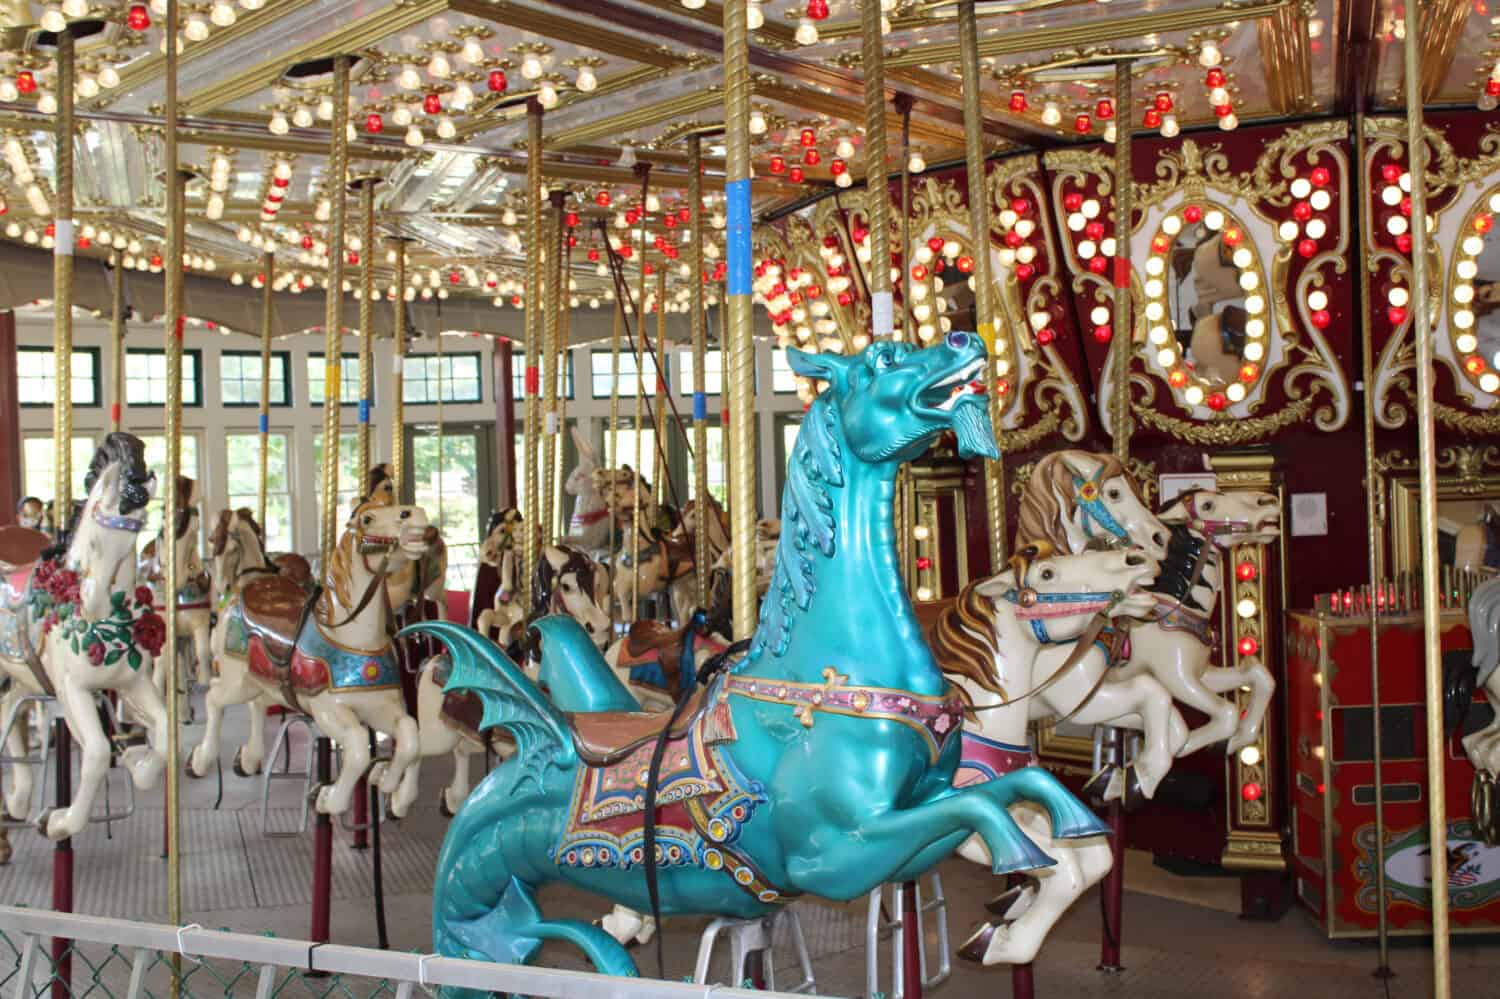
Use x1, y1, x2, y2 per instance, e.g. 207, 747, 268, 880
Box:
0, 0, 1487, 333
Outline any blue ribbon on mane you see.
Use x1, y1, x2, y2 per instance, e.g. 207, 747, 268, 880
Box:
1073, 474, 1129, 541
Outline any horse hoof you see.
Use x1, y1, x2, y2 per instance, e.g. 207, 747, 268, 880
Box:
231, 749, 253, 779
1082, 766, 1115, 808
984, 883, 1034, 920
184, 755, 203, 779
1122, 766, 1148, 814
438, 794, 455, 819
0, 836, 11, 867
957, 922, 998, 964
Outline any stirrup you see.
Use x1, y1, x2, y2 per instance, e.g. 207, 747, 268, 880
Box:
865, 874, 950, 999
692, 910, 815, 994
259, 714, 318, 837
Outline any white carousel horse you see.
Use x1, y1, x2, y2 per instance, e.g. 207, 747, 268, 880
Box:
474, 508, 526, 647
1463, 576, 1500, 778
0, 433, 171, 841
612, 496, 732, 626
139, 476, 213, 689
1455, 505, 1500, 576
1111, 490, 1281, 756
559, 428, 613, 555
929, 543, 1159, 966
361, 464, 448, 613
189, 501, 431, 817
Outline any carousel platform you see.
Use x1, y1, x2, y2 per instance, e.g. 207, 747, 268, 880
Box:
1, 700, 1493, 998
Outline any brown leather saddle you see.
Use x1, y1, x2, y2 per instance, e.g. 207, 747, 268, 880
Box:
240, 572, 317, 667
0, 526, 51, 578
625, 618, 688, 659
567, 684, 712, 767
271, 553, 314, 588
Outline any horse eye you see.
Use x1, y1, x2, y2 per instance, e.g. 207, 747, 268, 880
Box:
1107, 488, 1120, 500
1040, 568, 1054, 581
362, 516, 372, 525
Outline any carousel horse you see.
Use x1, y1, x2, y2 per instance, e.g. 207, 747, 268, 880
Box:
929, 543, 1159, 966
559, 428, 613, 555
139, 476, 213, 688
188, 502, 431, 816
1455, 504, 1500, 576
474, 508, 526, 648
1111, 489, 1281, 756
0, 433, 170, 841
1013, 450, 1186, 798
410, 334, 1105, 989
360, 463, 448, 614
613, 496, 731, 627
1448, 576, 1500, 843
208, 507, 313, 609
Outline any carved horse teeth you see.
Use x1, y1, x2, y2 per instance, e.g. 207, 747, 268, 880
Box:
933, 358, 985, 390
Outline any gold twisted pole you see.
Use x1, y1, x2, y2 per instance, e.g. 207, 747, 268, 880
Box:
1403, 4, 1448, 994
862, 0, 892, 342
1110, 60, 1135, 463
53, 25, 74, 522
957, 0, 1006, 567
319, 54, 352, 569
654, 268, 667, 507
391, 239, 408, 494
542, 189, 565, 542
354, 177, 379, 479
257, 251, 274, 528
723, 0, 757, 638
522, 98, 543, 608
109, 250, 125, 432
897, 93, 914, 342
630, 164, 651, 621
607, 299, 623, 634
558, 228, 573, 537
689, 134, 710, 607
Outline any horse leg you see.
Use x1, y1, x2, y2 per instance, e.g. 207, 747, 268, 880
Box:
42, 677, 113, 840
1, 688, 34, 821
1200, 662, 1276, 754
305, 700, 368, 816
189, 658, 257, 777
476, 609, 494, 640
116, 669, 169, 792
193, 617, 213, 687
363, 696, 421, 818
1052, 674, 1188, 799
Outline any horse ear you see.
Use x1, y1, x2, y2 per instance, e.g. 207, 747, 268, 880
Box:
1058, 450, 1104, 482
786, 347, 854, 386
571, 425, 598, 466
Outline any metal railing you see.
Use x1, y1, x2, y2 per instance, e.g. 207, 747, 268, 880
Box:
0, 906, 814, 999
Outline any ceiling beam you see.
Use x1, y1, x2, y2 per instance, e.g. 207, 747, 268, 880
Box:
446, 0, 690, 68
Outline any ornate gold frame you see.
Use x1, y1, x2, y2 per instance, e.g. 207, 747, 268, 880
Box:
1377, 445, 1500, 576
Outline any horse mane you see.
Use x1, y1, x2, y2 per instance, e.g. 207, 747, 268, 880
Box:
1472, 576, 1500, 686
930, 578, 1006, 705
86, 432, 152, 515
209, 510, 232, 556
1015, 451, 1138, 552
1148, 523, 1209, 611
325, 525, 355, 613
530, 545, 600, 621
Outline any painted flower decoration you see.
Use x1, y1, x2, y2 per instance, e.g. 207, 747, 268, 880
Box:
132, 612, 166, 657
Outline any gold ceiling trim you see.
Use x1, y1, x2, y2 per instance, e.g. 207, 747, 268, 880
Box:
0, 111, 407, 160
630, 0, 799, 48
881, 0, 1292, 68
1256, 2, 1313, 113
447, 0, 690, 69
456, 63, 675, 141
184, 0, 450, 114
544, 86, 723, 149
1418, 0, 1472, 103
812, 0, 1077, 43
106, 0, 323, 105
754, 79, 965, 147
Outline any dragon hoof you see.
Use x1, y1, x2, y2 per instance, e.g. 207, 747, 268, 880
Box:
957, 922, 998, 965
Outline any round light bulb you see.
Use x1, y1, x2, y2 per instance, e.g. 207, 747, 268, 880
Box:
405, 124, 424, 146
1199, 41, 1222, 67
61, 0, 86, 16
0, 81, 16, 102
40, 6, 66, 33
291, 105, 313, 128
451, 81, 473, 110
436, 116, 456, 139
749, 110, 766, 135
392, 105, 413, 126
1041, 102, 1061, 126
521, 55, 543, 80
98, 65, 120, 89
908, 152, 926, 173
836, 137, 855, 159
398, 65, 421, 90
795, 18, 818, 44
184, 14, 210, 40
461, 38, 484, 65
209, 0, 236, 25
76, 74, 99, 98
316, 95, 334, 120
428, 52, 451, 78
539, 82, 558, 108
747, 4, 764, 28
576, 67, 597, 92
1160, 114, 1180, 138
37, 93, 57, 114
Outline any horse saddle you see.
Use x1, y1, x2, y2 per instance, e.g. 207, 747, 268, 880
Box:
270, 553, 314, 588
0, 526, 51, 597
567, 684, 715, 766
662, 532, 696, 574
239, 572, 316, 667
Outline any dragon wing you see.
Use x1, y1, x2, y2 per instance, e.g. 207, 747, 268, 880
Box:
401, 621, 576, 791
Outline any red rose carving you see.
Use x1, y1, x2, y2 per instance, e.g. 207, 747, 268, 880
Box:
135, 586, 155, 608
47, 568, 80, 604
132, 612, 166, 657
87, 641, 106, 665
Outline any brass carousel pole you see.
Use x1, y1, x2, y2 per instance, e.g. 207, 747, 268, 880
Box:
391, 239, 408, 495
318, 54, 352, 569
1403, 3, 1450, 994
898, 94, 914, 342
957, 0, 1006, 568
53, 24, 74, 528
1110, 59, 1135, 464
109, 250, 125, 432
542, 190, 565, 542
161, 0, 185, 984
654, 268, 668, 506
631, 163, 651, 620
607, 299, 623, 633
522, 98, 543, 607
862, 0, 892, 343
723, 0, 757, 638
257, 251, 274, 528
354, 177, 380, 479
689, 134, 710, 607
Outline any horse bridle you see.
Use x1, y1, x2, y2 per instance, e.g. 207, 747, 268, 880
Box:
1073, 472, 1131, 543
1178, 492, 1253, 538
90, 503, 148, 533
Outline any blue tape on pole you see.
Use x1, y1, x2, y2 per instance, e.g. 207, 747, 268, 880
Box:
359, 399, 371, 423
258, 414, 269, 433
693, 391, 707, 421
726, 177, 753, 296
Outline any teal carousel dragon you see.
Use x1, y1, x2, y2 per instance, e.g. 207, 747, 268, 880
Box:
408, 334, 1106, 990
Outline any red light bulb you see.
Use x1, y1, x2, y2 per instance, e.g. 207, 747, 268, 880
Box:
769, 155, 786, 174
1236, 562, 1257, 581
788, 166, 805, 183
488, 69, 508, 93
1095, 99, 1114, 120
1143, 109, 1162, 129
1205, 68, 1226, 88
830, 158, 847, 175
1092, 325, 1112, 343
16, 70, 35, 95
1154, 91, 1173, 112
803, 148, 820, 166
806, 0, 829, 19
1073, 113, 1092, 134
365, 112, 384, 133
1167, 368, 1188, 387
1238, 636, 1260, 657
587, 247, 600, 262
927, 236, 945, 253
565, 211, 579, 227
1241, 782, 1262, 802
1206, 392, 1228, 411
1298, 238, 1318, 258
595, 190, 611, 207
1009, 90, 1028, 112
799, 128, 816, 147
301, 234, 314, 249
1036, 327, 1056, 346
1310, 166, 1331, 187
1184, 205, 1203, 223
423, 92, 442, 115
126, 3, 150, 29
956, 255, 974, 273
1240, 363, 1259, 382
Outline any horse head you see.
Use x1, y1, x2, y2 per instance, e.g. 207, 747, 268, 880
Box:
364, 464, 397, 507
481, 507, 523, 566
1018, 450, 1168, 560
71, 432, 156, 618
532, 543, 610, 648
1160, 489, 1280, 547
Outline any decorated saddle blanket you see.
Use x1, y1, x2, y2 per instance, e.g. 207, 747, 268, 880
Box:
228, 601, 400, 696
954, 731, 1035, 789
155, 574, 212, 612
1152, 596, 1217, 648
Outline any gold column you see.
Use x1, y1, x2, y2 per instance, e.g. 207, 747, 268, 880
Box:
654, 268, 667, 505
723, 0, 757, 638
1110, 60, 1135, 463
689, 134, 710, 607
109, 251, 125, 432
257, 251, 274, 528
391, 239, 408, 494
53, 25, 74, 519
861, 0, 892, 341
522, 99, 543, 607
957, 0, 1006, 567
607, 299, 623, 632
318, 54, 352, 569
631, 164, 651, 618
898, 94, 914, 342
542, 190, 565, 543
1403, 3, 1449, 995
354, 177, 379, 478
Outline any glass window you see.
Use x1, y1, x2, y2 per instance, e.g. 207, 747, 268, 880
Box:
685, 425, 728, 504
612, 425, 659, 481
17, 347, 101, 407
21, 436, 96, 507
677, 349, 724, 396
771, 348, 800, 394
307, 353, 363, 406
221, 351, 291, 406
126, 349, 202, 406
512, 352, 574, 401
591, 349, 664, 398
312, 431, 363, 516
136, 434, 203, 548
412, 432, 482, 589
225, 433, 293, 552
404, 353, 484, 404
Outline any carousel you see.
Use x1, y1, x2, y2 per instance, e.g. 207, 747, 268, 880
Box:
0, 0, 1492, 996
